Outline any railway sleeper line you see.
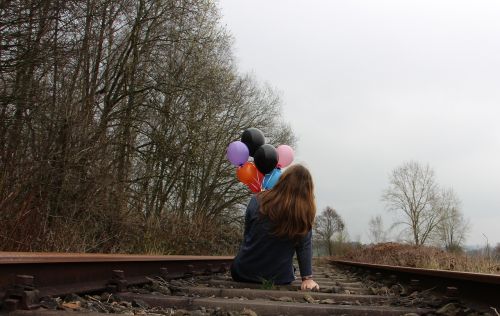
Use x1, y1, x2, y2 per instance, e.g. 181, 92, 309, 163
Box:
1, 265, 445, 315
2, 264, 433, 315
115, 264, 495, 316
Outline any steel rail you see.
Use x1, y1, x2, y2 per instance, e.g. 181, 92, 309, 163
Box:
0, 252, 233, 310
331, 259, 500, 308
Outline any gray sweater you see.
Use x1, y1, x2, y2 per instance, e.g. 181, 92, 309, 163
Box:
231, 195, 313, 285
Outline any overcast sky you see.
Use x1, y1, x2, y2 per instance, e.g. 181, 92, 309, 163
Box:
218, 0, 500, 246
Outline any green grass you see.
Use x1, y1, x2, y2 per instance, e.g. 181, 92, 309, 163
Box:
259, 277, 276, 290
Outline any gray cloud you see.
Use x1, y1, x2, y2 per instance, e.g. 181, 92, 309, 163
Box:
220, 0, 500, 246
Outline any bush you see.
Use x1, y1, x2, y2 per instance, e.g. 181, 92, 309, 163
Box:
338, 242, 500, 274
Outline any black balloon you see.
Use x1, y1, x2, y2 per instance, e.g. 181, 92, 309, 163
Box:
254, 144, 278, 175
241, 128, 266, 157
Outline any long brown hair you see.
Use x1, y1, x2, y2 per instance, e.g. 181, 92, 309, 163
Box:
259, 164, 316, 239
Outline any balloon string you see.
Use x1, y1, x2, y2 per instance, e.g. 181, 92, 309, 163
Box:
249, 182, 261, 192
250, 174, 263, 191
252, 174, 263, 183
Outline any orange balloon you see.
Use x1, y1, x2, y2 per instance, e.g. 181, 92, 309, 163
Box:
237, 162, 263, 193
237, 162, 258, 184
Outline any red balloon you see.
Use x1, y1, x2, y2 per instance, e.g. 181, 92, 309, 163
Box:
247, 171, 264, 193
237, 162, 263, 192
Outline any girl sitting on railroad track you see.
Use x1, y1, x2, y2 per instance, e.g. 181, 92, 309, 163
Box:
231, 164, 320, 291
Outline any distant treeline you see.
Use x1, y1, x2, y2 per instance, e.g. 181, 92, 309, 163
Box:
0, 0, 294, 254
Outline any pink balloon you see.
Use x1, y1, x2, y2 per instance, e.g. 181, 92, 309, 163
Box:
277, 145, 294, 168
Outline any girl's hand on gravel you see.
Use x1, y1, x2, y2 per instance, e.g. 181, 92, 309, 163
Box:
301, 279, 319, 291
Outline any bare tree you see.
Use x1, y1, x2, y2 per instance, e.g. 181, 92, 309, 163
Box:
482, 234, 491, 259
493, 243, 500, 261
314, 207, 345, 256
368, 215, 386, 244
382, 161, 442, 245
0, 0, 295, 254
435, 189, 470, 252
332, 228, 352, 256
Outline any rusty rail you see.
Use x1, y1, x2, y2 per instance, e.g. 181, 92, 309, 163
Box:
0, 252, 233, 310
331, 259, 500, 308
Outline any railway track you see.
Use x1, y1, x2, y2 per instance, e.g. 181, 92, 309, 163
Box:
1, 252, 498, 315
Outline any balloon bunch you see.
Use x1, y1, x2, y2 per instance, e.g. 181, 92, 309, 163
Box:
226, 128, 294, 193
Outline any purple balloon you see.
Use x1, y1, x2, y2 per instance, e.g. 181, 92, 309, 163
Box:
226, 141, 249, 166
